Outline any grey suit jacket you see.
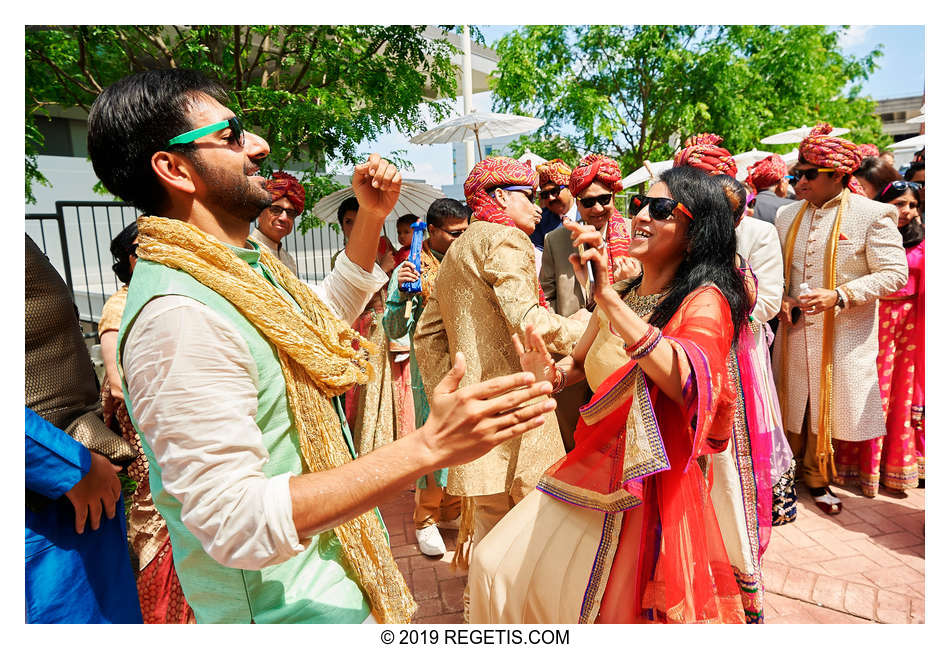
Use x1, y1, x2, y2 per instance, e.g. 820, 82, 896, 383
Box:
752, 190, 796, 225
538, 225, 586, 317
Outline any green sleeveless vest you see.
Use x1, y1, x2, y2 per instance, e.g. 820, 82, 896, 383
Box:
117, 242, 373, 623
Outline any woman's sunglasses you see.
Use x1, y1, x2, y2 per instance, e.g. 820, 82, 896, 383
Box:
629, 194, 693, 221
578, 193, 613, 209
168, 116, 245, 147
876, 180, 921, 201
789, 167, 836, 185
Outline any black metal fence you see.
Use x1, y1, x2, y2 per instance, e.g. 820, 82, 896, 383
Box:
26, 201, 396, 339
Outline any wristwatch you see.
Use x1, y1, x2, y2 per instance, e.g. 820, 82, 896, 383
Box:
835, 288, 846, 309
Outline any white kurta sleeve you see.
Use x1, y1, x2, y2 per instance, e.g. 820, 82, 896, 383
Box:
307, 250, 388, 326
123, 295, 306, 570
742, 219, 784, 323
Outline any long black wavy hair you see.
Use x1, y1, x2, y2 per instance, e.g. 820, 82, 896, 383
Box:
618, 166, 751, 345
110, 221, 138, 285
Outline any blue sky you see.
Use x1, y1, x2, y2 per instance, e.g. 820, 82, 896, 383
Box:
356, 25, 925, 188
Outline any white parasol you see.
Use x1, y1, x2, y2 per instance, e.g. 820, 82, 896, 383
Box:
888, 134, 925, 150
410, 111, 545, 161
518, 148, 547, 169
312, 181, 446, 223
621, 159, 674, 189
761, 125, 850, 145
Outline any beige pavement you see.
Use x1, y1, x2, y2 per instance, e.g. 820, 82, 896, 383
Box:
379, 480, 924, 624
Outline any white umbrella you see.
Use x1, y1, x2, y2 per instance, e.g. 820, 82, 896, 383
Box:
410, 111, 545, 161
732, 149, 774, 182
518, 148, 547, 169
621, 159, 674, 189
888, 134, 925, 150
312, 180, 446, 223
761, 125, 850, 145
906, 104, 925, 124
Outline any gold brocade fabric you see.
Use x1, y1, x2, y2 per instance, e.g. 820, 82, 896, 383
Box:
133, 216, 416, 624
350, 312, 398, 457
419, 241, 441, 303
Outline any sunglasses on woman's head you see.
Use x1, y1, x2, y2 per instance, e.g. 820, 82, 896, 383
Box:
578, 193, 613, 209
876, 180, 921, 201
789, 167, 836, 184
629, 194, 693, 221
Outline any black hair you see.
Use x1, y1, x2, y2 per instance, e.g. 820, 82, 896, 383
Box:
426, 198, 470, 229
396, 213, 419, 228
110, 221, 138, 284
876, 183, 924, 248
337, 196, 360, 224
854, 157, 902, 197
618, 166, 751, 345
87, 69, 229, 216
904, 161, 925, 181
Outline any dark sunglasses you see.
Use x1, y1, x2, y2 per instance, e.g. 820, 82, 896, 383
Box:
578, 193, 613, 209
168, 116, 245, 147
629, 194, 694, 221
539, 185, 567, 200
436, 225, 466, 238
267, 204, 301, 219
876, 180, 921, 201
789, 167, 835, 185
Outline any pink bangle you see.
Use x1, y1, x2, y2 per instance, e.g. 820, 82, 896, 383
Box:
630, 331, 663, 360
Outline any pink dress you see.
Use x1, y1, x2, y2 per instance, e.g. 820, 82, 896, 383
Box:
836, 240, 924, 496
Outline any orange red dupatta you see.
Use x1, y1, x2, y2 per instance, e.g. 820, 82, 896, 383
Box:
537, 286, 744, 623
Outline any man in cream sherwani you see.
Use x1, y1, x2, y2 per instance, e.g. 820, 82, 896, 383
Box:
773, 125, 908, 515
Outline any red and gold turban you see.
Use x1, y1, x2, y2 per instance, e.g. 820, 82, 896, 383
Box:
568, 153, 624, 197
672, 133, 737, 177
536, 158, 572, 187
856, 143, 880, 159
798, 123, 862, 175
746, 154, 788, 192
266, 171, 306, 213
463, 156, 547, 306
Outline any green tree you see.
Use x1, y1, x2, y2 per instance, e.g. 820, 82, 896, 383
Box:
490, 25, 885, 173
25, 25, 459, 217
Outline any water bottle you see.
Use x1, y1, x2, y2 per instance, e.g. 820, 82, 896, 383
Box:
400, 220, 427, 293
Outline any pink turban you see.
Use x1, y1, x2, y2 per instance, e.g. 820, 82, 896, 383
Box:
568, 154, 624, 197
856, 143, 880, 159
673, 133, 737, 177
746, 154, 788, 192
463, 157, 538, 227
799, 123, 862, 174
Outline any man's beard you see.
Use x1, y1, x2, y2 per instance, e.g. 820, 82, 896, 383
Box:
195, 158, 272, 222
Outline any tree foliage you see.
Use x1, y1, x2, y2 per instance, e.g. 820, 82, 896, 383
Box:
25, 25, 459, 213
490, 25, 885, 173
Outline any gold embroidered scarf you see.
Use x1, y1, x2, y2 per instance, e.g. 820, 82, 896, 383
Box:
419, 240, 442, 304
135, 216, 417, 623
779, 192, 848, 479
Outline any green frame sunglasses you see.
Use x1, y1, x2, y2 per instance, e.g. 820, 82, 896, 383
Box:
168, 116, 244, 147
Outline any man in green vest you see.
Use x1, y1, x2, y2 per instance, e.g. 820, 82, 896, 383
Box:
85, 68, 556, 624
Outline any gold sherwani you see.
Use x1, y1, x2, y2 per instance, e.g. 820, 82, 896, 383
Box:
772, 191, 907, 442
415, 221, 586, 497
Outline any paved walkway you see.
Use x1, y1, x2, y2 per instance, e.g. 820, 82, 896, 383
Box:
378, 480, 924, 624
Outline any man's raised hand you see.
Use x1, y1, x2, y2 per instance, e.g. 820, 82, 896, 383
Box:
352, 153, 402, 221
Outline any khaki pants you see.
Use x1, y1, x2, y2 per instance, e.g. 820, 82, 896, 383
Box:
413, 475, 462, 530
463, 490, 526, 621
788, 402, 838, 489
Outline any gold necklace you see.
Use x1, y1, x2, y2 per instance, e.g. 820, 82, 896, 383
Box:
623, 285, 669, 318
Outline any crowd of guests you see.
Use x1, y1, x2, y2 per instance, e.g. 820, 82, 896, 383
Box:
26, 68, 924, 625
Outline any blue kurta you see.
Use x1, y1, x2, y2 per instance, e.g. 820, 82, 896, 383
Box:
25, 407, 142, 624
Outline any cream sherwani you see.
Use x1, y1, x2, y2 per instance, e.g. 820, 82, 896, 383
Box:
249, 227, 298, 277
772, 191, 907, 442
735, 216, 783, 323
415, 221, 586, 499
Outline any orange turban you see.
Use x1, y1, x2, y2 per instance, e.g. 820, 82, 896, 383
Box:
746, 154, 788, 192
568, 154, 624, 197
798, 123, 862, 175
266, 171, 305, 213
536, 158, 572, 187
672, 133, 737, 177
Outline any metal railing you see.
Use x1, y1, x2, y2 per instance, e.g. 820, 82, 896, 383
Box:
26, 201, 397, 339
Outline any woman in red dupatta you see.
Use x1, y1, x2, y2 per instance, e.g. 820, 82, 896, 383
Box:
468, 166, 751, 623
